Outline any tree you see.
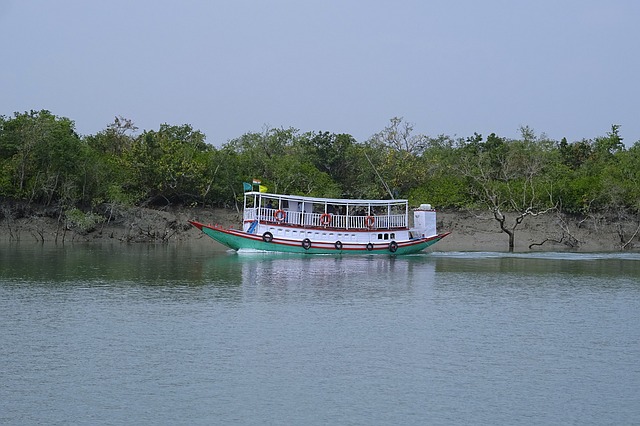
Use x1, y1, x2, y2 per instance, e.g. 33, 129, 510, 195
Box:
0, 110, 83, 205
409, 134, 469, 208
371, 117, 427, 155
123, 123, 212, 205
555, 125, 628, 215
86, 116, 137, 156
594, 124, 624, 158
456, 127, 556, 251
295, 131, 357, 194
558, 137, 592, 170
365, 117, 432, 199
81, 116, 139, 207
224, 127, 341, 198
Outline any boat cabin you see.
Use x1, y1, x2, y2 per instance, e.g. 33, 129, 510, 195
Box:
243, 191, 409, 231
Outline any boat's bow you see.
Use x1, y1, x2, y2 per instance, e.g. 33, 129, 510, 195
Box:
189, 220, 204, 231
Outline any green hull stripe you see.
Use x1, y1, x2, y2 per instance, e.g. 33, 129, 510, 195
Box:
200, 226, 443, 255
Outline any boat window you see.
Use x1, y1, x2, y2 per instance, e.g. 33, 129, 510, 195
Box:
378, 233, 383, 240
350, 204, 367, 216
264, 198, 277, 210
372, 206, 386, 216
384, 233, 389, 240
390, 233, 395, 239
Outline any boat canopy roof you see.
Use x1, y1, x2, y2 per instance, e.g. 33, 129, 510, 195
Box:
244, 191, 408, 207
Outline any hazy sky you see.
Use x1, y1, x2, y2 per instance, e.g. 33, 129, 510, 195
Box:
2, 1, 639, 146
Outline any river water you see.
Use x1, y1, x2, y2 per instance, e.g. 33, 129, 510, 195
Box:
1, 243, 639, 425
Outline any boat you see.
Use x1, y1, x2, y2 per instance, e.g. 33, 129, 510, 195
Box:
189, 191, 449, 255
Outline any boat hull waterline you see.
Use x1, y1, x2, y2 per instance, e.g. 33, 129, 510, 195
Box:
190, 221, 449, 255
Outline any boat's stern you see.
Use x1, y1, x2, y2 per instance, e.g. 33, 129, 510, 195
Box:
412, 204, 437, 238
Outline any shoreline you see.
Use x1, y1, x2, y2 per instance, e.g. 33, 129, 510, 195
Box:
1, 204, 638, 252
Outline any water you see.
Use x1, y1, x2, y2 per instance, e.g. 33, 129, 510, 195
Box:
1, 243, 639, 425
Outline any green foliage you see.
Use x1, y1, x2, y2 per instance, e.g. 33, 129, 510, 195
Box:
594, 124, 624, 158
408, 174, 470, 209
226, 128, 346, 198
454, 129, 560, 215
295, 131, 357, 192
0, 110, 83, 205
0, 111, 638, 221
65, 207, 106, 233
600, 142, 640, 213
558, 138, 593, 170
123, 123, 211, 205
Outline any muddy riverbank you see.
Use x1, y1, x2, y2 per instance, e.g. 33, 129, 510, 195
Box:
1, 202, 638, 252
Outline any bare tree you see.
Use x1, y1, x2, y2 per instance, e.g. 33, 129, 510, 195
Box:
371, 117, 428, 155
457, 129, 557, 251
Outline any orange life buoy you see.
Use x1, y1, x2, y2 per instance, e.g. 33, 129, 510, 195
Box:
274, 209, 287, 222
365, 215, 375, 228
320, 213, 332, 226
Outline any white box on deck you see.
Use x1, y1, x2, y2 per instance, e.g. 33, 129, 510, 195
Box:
413, 205, 437, 237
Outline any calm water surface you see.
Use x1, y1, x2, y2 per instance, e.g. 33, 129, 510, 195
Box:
1, 243, 639, 425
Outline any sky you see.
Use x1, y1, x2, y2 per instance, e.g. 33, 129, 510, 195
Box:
2, 0, 639, 146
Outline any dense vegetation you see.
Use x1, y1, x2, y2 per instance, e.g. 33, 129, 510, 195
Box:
1, 110, 639, 248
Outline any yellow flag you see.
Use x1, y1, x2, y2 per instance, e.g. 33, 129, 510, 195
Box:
259, 185, 268, 193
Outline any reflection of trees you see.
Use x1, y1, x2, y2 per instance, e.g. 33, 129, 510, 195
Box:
0, 243, 240, 288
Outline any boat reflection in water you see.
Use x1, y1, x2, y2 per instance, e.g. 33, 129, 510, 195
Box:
198, 250, 437, 302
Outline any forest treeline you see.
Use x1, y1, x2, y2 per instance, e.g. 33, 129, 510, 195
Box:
1, 110, 639, 226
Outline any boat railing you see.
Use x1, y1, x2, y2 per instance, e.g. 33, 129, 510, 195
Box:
244, 207, 406, 230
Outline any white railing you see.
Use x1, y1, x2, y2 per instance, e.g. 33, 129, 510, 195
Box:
244, 207, 406, 230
